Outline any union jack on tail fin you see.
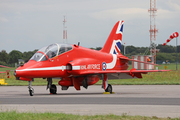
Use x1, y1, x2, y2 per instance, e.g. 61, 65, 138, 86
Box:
101, 20, 124, 54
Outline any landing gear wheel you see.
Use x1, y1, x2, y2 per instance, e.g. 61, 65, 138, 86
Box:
50, 84, 57, 94
105, 84, 112, 94
29, 88, 34, 96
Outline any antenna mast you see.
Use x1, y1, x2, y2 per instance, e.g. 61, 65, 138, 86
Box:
63, 15, 67, 43
148, 0, 158, 64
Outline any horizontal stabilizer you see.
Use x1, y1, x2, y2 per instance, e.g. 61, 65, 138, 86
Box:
119, 57, 159, 66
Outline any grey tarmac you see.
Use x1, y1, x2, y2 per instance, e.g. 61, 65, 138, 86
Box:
1, 85, 180, 118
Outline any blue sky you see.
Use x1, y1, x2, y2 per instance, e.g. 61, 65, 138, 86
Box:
0, 0, 180, 53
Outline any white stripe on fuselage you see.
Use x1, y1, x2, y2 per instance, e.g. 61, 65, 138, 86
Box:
16, 66, 81, 71
16, 54, 117, 72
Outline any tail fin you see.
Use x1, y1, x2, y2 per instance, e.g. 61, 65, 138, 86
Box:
101, 20, 124, 54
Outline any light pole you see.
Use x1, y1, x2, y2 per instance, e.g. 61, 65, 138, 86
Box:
124, 43, 126, 55
176, 37, 178, 70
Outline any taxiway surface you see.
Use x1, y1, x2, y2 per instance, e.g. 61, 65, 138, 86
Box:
1, 85, 180, 118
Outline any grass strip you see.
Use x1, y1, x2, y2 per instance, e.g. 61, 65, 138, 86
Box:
0, 111, 179, 120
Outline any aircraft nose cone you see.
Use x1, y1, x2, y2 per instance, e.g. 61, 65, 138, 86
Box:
14, 66, 29, 77
14, 69, 21, 78
14, 70, 20, 80
14, 70, 17, 76
15, 69, 27, 77
14, 60, 37, 78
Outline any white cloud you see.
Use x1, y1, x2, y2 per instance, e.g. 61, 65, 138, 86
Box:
0, 17, 9, 22
90, 8, 148, 21
167, 0, 180, 11
158, 9, 174, 19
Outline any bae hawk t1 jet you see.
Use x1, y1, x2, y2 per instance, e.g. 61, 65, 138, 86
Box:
14, 20, 168, 96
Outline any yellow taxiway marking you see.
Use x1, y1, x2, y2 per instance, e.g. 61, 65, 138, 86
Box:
103, 92, 115, 94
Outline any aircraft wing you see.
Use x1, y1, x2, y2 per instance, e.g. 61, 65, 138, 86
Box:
0, 71, 6, 73
0, 65, 12, 68
78, 69, 170, 79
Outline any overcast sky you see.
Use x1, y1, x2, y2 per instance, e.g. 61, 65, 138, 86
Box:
0, 0, 180, 53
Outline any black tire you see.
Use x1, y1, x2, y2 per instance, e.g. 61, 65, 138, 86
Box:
50, 84, 57, 94
29, 90, 33, 96
105, 84, 112, 93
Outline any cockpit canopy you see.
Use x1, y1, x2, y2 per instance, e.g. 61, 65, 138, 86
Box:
30, 43, 73, 62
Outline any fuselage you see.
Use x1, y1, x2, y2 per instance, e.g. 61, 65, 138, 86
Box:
15, 43, 129, 79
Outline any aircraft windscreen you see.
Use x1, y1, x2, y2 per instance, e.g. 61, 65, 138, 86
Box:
30, 52, 47, 62
58, 44, 73, 55
30, 43, 73, 61
44, 44, 58, 59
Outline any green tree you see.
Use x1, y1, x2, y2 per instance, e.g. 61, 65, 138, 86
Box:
157, 44, 175, 53
0, 50, 8, 64
22, 50, 37, 62
126, 46, 136, 55
9, 50, 23, 64
95, 47, 102, 50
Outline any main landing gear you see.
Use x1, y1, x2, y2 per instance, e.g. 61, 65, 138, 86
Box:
50, 84, 57, 94
102, 74, 113, 94
105, 84, 112, 94
47, 78, 57, 94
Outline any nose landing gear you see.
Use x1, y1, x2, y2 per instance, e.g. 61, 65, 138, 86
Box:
28, 79, 34, 96
29, 87, 34, 96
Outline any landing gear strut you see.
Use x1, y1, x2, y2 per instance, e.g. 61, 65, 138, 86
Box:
102, 74, 113, 94
82, 77, 88, 89
28, 79, 34, 96
47, 78, 57, 94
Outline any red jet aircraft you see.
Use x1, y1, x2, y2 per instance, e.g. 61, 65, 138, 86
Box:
14, 20, 168, 96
